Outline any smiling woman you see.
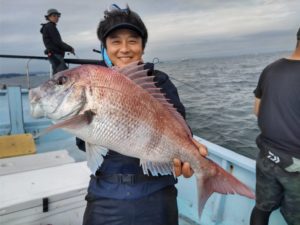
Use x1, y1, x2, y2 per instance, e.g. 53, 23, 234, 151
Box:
73, 4, 206, 225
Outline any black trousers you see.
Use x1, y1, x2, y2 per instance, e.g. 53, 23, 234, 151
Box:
82, 185, 178, 225
48, 53, 68, 74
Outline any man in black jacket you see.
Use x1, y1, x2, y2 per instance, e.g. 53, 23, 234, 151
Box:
40, 8, 75, 74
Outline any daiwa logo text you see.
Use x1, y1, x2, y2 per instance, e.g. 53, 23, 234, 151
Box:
267, 151, 280, 163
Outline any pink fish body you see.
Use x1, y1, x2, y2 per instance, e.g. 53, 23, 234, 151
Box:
29, 62, 254, 220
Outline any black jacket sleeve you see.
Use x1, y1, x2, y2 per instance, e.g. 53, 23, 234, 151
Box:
48, 23, 73, 51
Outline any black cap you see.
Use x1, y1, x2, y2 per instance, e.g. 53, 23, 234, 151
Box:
97, 5, 148, 49
101, 23, 146, 41
297, 27, 300, 40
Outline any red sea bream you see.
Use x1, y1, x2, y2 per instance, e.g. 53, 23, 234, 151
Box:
29, 62, 255, 220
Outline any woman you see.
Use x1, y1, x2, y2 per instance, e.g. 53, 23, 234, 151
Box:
76, 4, 207, 225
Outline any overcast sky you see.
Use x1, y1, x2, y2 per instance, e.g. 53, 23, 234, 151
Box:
0, 0, 299, 73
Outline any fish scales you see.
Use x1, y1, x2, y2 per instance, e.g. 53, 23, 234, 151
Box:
86, 67, 190, 162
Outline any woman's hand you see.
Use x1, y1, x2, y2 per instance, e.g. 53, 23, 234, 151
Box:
173, 138, 208, 178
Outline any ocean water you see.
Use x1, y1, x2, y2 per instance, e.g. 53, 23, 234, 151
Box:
156, 51, 289, 159
0, 51, 289, 159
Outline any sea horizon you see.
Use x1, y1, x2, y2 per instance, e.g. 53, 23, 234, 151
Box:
0, 49, 290, 76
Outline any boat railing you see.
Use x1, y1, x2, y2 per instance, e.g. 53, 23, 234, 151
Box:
0, 54, 102, 89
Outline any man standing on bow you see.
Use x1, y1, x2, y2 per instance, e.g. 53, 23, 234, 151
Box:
40, 8, 75, 74
251, 27, 300, 225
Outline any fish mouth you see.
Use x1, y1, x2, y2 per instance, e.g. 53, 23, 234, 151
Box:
30, 102, 45, 118
29, 88, 45, 118
30, 84, 84, 123
29, 88, 41, 103
29, 87, 62, 119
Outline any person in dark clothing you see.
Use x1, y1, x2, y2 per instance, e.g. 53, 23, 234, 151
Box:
40, 8, 75, 74
76, 4, 207, 225
250, 27, 300, 225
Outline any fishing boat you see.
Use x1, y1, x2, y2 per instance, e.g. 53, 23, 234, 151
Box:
0, 55, 287, 225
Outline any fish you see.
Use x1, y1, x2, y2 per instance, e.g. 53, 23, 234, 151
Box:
29, 62, 255, 220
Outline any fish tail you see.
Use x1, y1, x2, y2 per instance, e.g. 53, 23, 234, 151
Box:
196, 158, 255, 219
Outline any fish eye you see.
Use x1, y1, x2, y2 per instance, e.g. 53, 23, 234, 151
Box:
56, 76, 68, 85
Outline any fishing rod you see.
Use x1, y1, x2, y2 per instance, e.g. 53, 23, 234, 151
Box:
169, 76, 199, 92
93, 49, 101, 54
0, 54, 102, 65
151, 57, 199, 92
0, 54, 48, 60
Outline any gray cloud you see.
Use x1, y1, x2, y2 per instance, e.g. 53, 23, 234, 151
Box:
0, 0, 299, 73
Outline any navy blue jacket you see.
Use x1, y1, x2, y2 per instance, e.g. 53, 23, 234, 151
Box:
76, 62, 186, 199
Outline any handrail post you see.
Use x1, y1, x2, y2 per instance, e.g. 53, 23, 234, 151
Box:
50, 63, 53, 78
7, 86, 25, 134
26, 59, 32, 89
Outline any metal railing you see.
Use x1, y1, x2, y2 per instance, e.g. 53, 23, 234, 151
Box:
0, 54, 102, 89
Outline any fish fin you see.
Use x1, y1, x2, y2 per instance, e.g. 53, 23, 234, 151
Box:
140, 160, 174, 176
196, 159, 255, 219
33, 110, 95, 138
115, 62, 192, 137
85, 143, 108, 174
113, 61, 145, 76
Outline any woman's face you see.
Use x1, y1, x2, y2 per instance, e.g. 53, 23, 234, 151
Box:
106, 29, 144, 68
